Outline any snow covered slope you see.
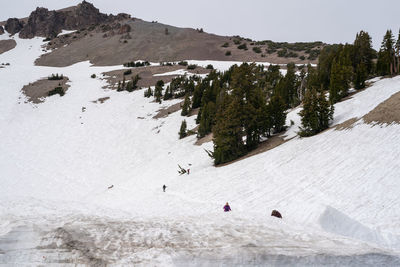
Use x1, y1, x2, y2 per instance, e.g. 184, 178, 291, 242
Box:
1, 32, 400, 266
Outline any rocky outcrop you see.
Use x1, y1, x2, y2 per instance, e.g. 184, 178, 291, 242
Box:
0, 26, 4, 35
63, 1, 108, 30
20, 8, 66, 38
19, 1, 112, 39
5, 18, 23, 35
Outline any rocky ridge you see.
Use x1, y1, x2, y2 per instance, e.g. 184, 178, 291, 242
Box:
4, 1, 129, 38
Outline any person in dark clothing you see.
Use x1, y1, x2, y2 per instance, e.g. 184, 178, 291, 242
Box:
223, 202, 231, 212
163, 185, 167, 192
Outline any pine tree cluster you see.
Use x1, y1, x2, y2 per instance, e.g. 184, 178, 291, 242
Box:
171, 63, 294, 165
377, 30, 400, 76
173, 30, 400, 165
123, 61, 150, 68
48, 73, 64, 80
117, 74, 141, 92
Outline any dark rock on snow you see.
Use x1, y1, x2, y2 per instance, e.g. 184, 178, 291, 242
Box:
0, 26, 4, 35
271, 210, 282, 219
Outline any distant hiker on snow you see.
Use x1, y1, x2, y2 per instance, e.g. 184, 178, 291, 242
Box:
187, 168, 190, 175
163, 185, 167, 192
223, 202, 231, 212
271, 210, 282, 219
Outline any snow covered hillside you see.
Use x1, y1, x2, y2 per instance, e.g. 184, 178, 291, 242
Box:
1, 32, 400, 266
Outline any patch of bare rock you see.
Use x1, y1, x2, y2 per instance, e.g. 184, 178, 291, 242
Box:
22, 76, 69, 103
0, 39, 16, 55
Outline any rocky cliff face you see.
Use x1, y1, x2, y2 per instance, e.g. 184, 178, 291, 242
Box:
20, 8, 66, 38
5, 18, 23, 35
63, 0, 109, 30
19, 1, 114, 39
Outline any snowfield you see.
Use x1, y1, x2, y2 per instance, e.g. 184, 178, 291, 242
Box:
1, 32, 400, 266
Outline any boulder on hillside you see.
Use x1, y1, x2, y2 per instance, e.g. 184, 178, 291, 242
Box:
5, 18, 23, 35
271, 210, 282, 219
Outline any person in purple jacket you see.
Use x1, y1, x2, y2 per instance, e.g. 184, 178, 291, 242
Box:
223, 202, 231, 212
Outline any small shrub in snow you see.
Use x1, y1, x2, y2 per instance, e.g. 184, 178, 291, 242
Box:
178, 61, 188, 66
48, 87, 64, 97
144, 87, 153, 97
179, 120, 187, 139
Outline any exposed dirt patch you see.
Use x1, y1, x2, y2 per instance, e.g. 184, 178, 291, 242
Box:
92, 97, 110, 104
103, 65, 210, 90
22, 77, 69, 103
0, 39, 16, 54
335, 91, 400, 130
363, 91, 400, 125
335, 118, 359, 131
153, 101, 184, 119
217, 135, 291, 167
195, 132, 213, 146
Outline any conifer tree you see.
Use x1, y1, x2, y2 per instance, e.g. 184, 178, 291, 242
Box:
163, 85, 173, 100
329, 46, 353, 103
179, 120, 187, 139
154, 84, 163, 104
144, 87, 153, 97
274, 63, 297, 108
317, 44, 342, 90
354, 63, 367, 89
353, 31, 374, 75
329, 59, 341, 103
212, 93, 244, 165
299, 89, 334, 136
181, 94, 191, 116
265, 64, 282, 91
268, 95, 287, 134
377, 30, 395, 76
198, 101, 216, 138
191, 81, 205, 109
